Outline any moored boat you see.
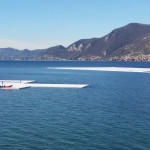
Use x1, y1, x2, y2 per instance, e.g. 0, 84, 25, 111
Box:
2, 85, 13, 88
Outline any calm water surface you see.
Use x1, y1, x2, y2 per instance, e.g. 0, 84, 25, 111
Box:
0, 61, 150, 150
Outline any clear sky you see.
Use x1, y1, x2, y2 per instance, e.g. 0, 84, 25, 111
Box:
0, 0, 150, 50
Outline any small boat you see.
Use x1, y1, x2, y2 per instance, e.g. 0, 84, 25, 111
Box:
2, 85, 13, 88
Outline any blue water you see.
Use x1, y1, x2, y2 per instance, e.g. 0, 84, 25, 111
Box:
0, 61, 150, 150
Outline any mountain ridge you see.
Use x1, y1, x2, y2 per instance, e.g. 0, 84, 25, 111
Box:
1, 23, 150, 61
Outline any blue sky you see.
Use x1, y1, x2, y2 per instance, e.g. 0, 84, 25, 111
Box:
0, 0, 150, 49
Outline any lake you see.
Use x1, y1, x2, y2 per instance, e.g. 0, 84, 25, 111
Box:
0, 61, 150, 150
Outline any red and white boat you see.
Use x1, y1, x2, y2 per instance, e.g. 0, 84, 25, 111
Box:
2, 85, 13, 88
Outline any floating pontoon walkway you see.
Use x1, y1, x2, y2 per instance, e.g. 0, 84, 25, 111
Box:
48, 67, 150, 73
0, 80, 88, 90
0, 80, 35, 84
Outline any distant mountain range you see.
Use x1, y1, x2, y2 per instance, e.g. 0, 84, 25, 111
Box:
1, 23, 150, 61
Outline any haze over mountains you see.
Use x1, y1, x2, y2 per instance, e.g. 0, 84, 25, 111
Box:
1, 23, 150, 61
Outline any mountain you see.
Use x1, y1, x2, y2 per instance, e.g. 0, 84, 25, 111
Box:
110, 33, 150, 60
0, 48, 19, 59
0, 23, 150, 61
39, 45, 68, 60
66, 23, 150, 60
0, 48, 47, 60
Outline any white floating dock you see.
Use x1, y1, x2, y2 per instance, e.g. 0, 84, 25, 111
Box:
28, 83, 88, 88
1, 84, 30, 90
0, 80, 88, 90
48, 67, 150, 73
0, 80, 35, 84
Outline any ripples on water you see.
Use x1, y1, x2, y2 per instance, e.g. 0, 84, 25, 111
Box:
0, 61, 150, 149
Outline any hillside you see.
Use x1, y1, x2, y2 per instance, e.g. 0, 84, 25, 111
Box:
1, 23, 150, 61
